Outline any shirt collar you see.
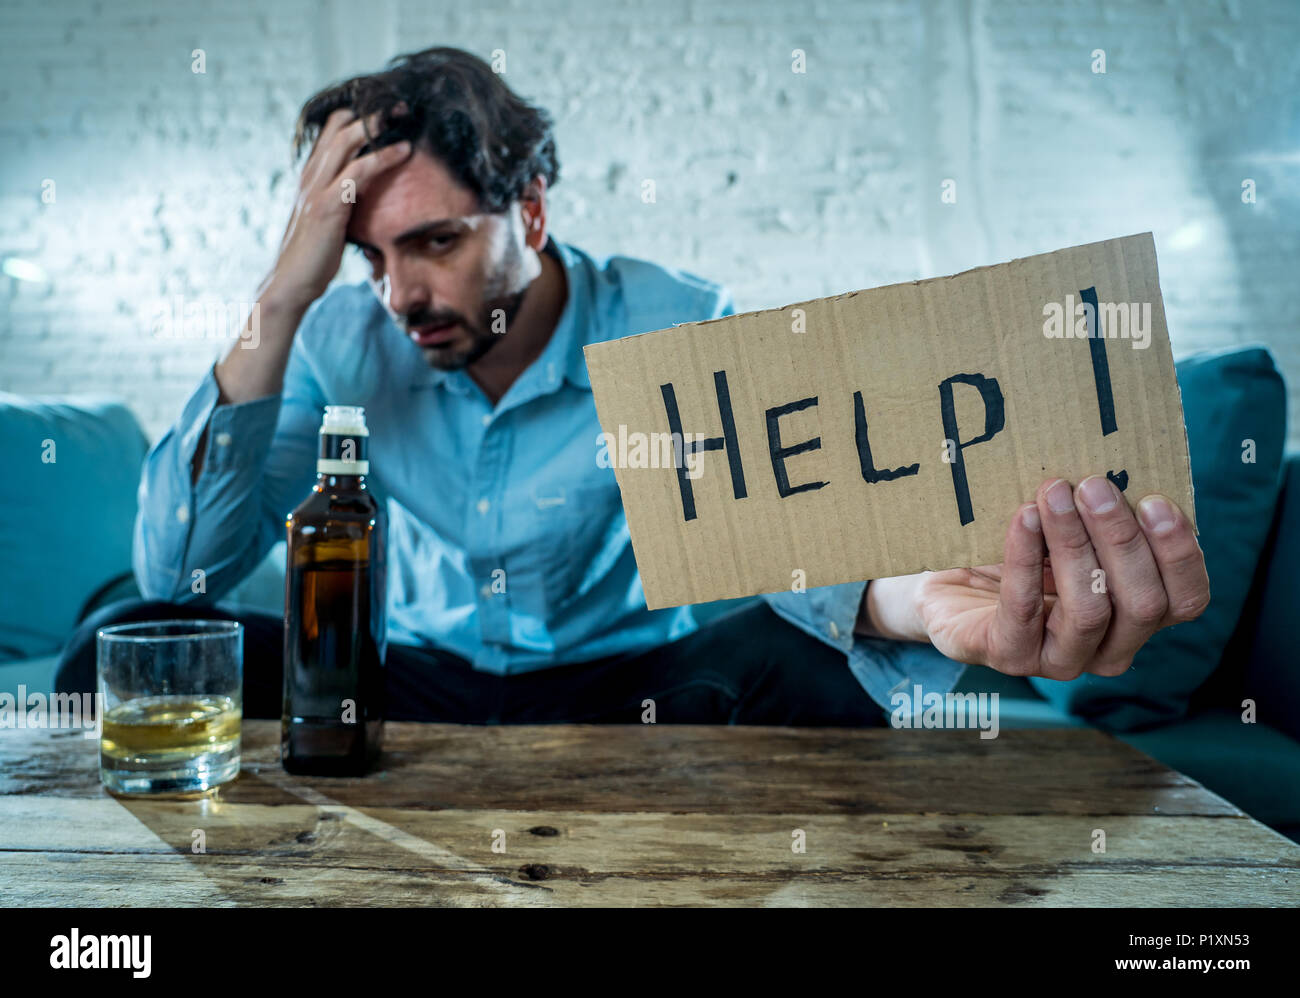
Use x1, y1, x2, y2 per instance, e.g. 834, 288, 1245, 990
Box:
408, 235, 592, 395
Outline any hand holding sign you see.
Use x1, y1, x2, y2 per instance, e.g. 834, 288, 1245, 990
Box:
861, 474, 1209, 680
584, 234, 1204, 683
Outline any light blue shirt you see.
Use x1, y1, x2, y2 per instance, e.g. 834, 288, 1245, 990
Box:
133, 236, 967, 711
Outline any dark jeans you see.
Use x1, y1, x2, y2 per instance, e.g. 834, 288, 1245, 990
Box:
55, 598, 887, 726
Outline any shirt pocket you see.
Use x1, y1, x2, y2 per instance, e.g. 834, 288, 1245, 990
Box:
536, 480, 628, 616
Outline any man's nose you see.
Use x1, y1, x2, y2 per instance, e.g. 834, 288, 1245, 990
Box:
385, 261, 430, 319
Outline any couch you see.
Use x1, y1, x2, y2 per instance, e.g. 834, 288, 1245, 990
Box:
4, 345, 1296, 843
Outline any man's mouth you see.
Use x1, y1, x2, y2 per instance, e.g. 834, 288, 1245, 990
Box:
408, 320, 459, 347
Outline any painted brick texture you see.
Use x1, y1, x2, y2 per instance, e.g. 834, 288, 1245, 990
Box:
1, 0, 1297, 444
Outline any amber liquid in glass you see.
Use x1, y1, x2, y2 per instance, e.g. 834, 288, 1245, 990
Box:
282, 472, 386, 775
101, 695, 241, 774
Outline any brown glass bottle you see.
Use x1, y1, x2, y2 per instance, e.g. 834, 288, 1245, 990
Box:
282, 405, 386, 775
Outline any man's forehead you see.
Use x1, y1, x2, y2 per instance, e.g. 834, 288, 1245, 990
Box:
344, 149, 482, 244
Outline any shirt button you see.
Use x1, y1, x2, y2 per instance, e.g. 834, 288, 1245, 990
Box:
214, 431, 232, 447
176, 505, 190, 524
477, 498, 491, 515
481, 414, 491, 427
480, 584, 492, 598
827, 620, 840, 639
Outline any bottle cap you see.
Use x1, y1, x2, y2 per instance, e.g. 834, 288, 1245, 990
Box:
321, 405, 369, 436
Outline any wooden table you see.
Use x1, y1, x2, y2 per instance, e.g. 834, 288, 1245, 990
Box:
2, 722, 1297, 906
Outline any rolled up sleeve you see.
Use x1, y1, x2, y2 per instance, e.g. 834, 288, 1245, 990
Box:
133, 325, 324, 603
762, 582, 969, 713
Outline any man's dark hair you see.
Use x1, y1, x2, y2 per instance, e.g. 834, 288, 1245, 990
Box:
294, 46, 559, 213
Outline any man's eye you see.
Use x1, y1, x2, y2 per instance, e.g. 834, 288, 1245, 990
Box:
429, 233, 456, 249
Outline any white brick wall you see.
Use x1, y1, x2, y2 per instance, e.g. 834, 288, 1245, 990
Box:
2, 0, 1297, 446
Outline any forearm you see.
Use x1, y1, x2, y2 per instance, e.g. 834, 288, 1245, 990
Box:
213, 284, 309, 405
854, 573, 930, 643
190, 286, 309, 485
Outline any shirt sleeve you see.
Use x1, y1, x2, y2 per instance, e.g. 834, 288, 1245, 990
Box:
762, 584, 970, 714
132, 328, 326, 603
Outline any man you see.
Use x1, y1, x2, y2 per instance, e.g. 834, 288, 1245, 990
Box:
56, 47, 1210, 725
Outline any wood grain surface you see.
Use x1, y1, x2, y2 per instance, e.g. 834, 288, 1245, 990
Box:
2, 722, 1296, 907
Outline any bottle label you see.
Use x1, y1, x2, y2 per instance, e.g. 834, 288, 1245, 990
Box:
318, 432, 369, 475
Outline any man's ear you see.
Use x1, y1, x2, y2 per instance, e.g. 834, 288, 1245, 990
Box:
519, 175, 549, 252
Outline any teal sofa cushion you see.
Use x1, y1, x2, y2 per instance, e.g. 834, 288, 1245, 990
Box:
1119, 708, 1300, 829
1, 394, 148, 662
1243, 454, 1300, 744
1029, 346, 1287, 731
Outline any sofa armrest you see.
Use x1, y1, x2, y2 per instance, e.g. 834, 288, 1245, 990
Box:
1244, 450, 1300, 742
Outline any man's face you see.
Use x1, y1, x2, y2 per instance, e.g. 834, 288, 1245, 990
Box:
345, 148, 536, 370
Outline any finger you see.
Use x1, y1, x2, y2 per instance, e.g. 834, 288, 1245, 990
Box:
987, 503, 1046, 675
337, 140, 414, 197
1036, 478, 1112, 678
304, 114, 373, 189
301, 107, 359, 181
1042, 557, 1058, 595
318, 106, 359, 144
1073, 475, 1166, 677
1136, 494, 1211, 625
306, 107, 402, 190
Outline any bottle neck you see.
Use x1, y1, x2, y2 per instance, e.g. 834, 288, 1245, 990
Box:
317, 473, 366, 491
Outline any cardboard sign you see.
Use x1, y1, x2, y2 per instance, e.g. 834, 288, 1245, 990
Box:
583, 233, 1195, 611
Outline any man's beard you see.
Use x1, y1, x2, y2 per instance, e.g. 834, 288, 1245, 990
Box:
404, 287, 528, 371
